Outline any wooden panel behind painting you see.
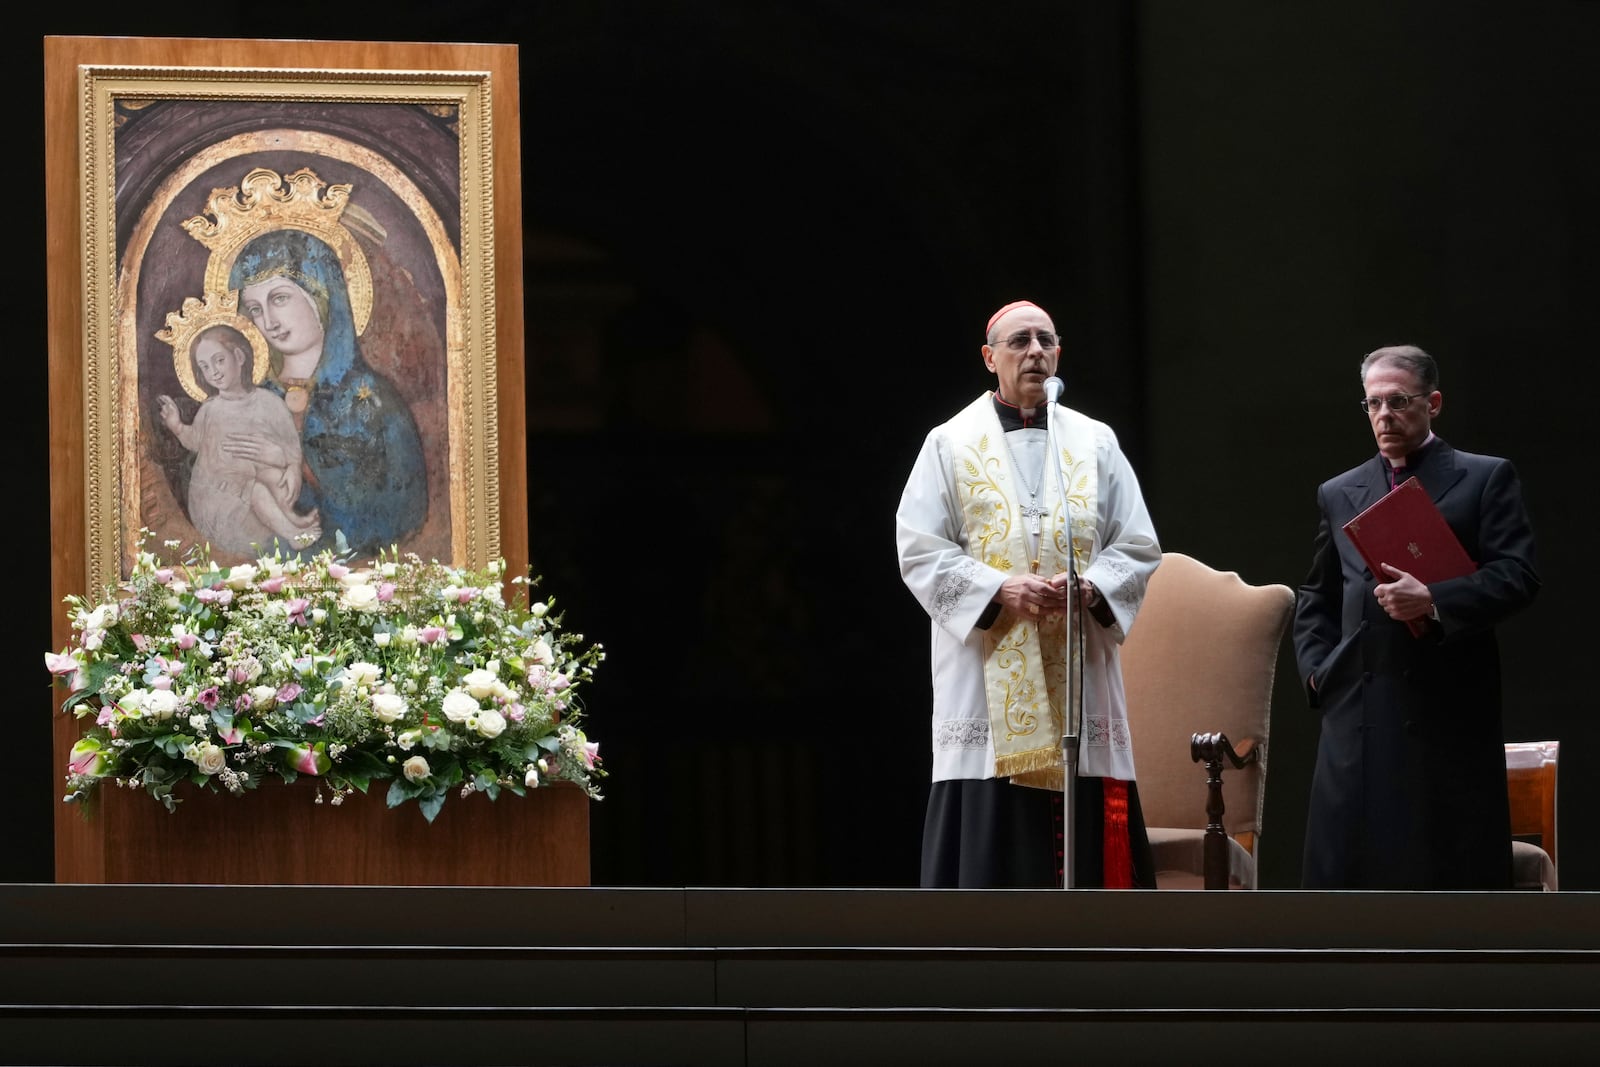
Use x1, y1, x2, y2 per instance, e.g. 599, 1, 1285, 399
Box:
43, 36, 547, 884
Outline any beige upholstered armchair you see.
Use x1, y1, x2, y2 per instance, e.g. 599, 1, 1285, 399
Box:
1121, 553, 1295, 890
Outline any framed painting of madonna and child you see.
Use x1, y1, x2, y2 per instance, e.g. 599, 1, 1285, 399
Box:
46, 36, 528, 598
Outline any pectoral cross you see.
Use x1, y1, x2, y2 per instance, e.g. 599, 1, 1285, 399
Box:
1021, 501, 1046, 538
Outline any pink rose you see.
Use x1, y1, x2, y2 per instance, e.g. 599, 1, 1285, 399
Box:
377, 582, 396, 602
418, 626, 447, 645
261, 575, 287, 594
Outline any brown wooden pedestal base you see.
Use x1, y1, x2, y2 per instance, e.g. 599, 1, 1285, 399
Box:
58, 778, 589, 886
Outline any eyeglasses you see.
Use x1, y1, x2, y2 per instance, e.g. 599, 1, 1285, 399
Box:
1357, 392, 1429, 414
992, 330, 1060, 352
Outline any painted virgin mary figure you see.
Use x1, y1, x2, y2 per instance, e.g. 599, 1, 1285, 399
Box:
229, 228, 428, 555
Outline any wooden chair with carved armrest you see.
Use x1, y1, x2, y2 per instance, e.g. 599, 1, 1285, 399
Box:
1506, 740, 1559, 891
1121, 553, 1295, 890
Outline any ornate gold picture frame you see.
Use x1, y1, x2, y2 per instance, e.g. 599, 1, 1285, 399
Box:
46, 36, 527, 880
56, 39, 524, 594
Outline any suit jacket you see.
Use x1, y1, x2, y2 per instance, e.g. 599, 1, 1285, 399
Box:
1292, 437, 1540, 889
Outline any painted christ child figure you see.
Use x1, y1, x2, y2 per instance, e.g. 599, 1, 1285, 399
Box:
156, 323, 321, 557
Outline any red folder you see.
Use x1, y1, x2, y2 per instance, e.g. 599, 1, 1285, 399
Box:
1341, 476, 1477, 637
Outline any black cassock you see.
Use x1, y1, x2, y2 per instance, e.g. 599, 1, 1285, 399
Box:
1294, 438, 1540, 890
921, 775, 1156, 889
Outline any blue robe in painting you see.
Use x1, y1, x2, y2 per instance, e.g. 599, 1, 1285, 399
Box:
230, 229, 428, 556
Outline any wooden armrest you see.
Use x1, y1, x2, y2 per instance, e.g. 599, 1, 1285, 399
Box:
1188, 732, 1264, 890
1190, 731, 1261, 769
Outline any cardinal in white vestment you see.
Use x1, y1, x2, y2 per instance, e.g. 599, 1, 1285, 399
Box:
896, 300, 1162, 888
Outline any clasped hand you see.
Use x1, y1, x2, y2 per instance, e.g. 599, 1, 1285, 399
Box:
998, 572, 1097, 619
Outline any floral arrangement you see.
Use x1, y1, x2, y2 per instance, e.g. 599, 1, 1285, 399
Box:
44, 536, 604, 822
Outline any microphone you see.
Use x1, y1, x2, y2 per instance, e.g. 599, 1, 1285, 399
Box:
1043, 376, 1064, 405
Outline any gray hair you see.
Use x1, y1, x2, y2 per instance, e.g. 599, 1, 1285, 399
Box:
1360, 344, 1438, 393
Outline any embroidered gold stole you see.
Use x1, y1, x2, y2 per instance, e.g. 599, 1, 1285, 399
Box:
952, 395, 1098, 790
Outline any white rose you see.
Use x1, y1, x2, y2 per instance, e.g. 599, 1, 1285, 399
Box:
225, 563, 257, 589
169, 580, 189, 596
340, 569, 373, 587
248, 684, 277, 711
341, 583, 380, 612
143, 689, 180, 720
531, 602, 548, 618
310, 607, 328, 624
345, 661, 382, 689
462, 668, 499, 699
475, 709, 507, 739
530, 639, 555, 666
403, 755, 431, 782
196, 744, 227, 775
396, 730, 421, 750
441, 689, 480, 723
374, 632, 392, 648
370, 692, 407, 723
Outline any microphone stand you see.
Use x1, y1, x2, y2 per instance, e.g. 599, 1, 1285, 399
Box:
1043, 380, 1080, 891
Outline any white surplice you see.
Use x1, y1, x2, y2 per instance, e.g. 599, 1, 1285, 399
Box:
896, 392, 1161, 785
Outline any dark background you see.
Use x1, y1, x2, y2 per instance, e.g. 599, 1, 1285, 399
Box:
9, 2, 1597, 891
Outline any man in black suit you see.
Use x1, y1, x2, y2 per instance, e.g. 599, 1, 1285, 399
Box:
1293, 344, 1540, 889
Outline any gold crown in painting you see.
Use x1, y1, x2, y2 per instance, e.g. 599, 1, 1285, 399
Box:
153, 290, 271, 402
181, 166, 373, 335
